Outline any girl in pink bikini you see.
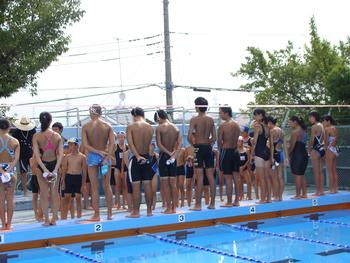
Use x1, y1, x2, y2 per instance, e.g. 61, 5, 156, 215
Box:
33, 112, 64, 226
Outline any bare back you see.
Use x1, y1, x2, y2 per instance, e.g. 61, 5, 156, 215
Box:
156, 122, 179, 153
83, 119, 112, 151
218, 119, 240, 149
189, 115, 215, 145
33, 130, 61, 162
127, 121, 154, 155
0, 135, 19, 163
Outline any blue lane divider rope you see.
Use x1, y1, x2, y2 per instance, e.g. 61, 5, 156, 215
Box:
220, 223, 350, 250
55, 245, 103, 263
144, 233, 267, 263
316, 219, 350, 228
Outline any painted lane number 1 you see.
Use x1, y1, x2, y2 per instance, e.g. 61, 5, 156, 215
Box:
94, 223, 103, 232
0, 234, 4, 244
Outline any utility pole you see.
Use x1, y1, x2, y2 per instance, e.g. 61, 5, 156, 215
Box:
163, 0, 173, 117
117, 38, 126, 106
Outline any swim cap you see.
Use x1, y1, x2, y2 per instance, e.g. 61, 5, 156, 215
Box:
89, 104, 102, 116
242, 126, 249, 133
67, 137, 79, 144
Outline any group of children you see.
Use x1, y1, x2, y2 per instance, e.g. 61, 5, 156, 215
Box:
0, 100, 340, 228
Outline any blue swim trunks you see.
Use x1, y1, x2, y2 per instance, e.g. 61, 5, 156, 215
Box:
87, 152, 111, 167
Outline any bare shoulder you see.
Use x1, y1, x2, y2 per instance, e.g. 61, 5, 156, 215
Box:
32, 132, 39, 140
82, 122, 90, 129
9, 135, 19, 146
190, 116, 198, 123
147, 122, 154, 131
127, 122, 135, 129
101, 119, 113, 129
52, 131, 61, 140
205, 115, 214, 122
170, 122, 178, 131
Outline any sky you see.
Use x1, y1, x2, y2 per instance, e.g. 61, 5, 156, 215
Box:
1, 0, 350, 125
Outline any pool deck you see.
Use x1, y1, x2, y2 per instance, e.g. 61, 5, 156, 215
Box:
1, 191, 349, 252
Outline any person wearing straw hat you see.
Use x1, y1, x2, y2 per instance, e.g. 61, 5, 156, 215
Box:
11, 116, 36, 196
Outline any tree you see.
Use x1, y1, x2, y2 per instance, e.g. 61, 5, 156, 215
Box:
0, 0, 84, 98
233, 17, 350, 108
326, 63, 350, 104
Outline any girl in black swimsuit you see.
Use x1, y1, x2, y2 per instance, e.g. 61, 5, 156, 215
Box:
308, 111, 325, 196
288, 116, 308, 199
238, 136, 252, 200
252, 109, 274, 204
113, 132, 128, 209
267, 116, 285, 201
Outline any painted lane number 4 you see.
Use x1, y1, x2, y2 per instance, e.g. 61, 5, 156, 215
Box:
249, 206, 256, 214
178, 214, 186, 223
94, 223, 103, 232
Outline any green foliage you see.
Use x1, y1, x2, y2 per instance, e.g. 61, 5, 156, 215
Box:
0, 0, 84, 98
234, 16, 350, 109
326, 63, 350, 104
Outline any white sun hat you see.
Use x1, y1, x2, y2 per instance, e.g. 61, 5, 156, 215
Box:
13, 116, 36, 131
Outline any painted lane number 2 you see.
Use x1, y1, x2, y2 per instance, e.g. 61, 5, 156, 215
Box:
94, 223, 103, 232
178, 214, 186, 223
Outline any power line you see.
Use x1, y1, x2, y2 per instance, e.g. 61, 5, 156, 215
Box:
68, 33, 163, 50
175, 85, 255, 92
61, 42, 163, 58
18, 83, 162, 92
51, 52, 163, 67
10, 84, 162, 107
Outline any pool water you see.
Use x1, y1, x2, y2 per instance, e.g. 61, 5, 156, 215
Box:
4, 210, 350, 263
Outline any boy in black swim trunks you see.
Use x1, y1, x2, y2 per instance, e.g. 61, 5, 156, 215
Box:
188, 97, 216, 210
218, 106, 241, 207
176, 147, 186, 207
61, 138, 87, 219
29, 155, 43, 222
184, 145, 195, 207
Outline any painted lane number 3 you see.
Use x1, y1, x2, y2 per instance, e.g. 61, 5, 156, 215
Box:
94, 223, 103, 232
178, 214, 185, 223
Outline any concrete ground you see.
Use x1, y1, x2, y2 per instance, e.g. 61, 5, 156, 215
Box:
8, 184, 326, 226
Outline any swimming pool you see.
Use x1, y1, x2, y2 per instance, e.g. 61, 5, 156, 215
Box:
3, 210, 350, 262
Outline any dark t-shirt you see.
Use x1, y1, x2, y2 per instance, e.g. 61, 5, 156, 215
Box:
11, 128, 36, 160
